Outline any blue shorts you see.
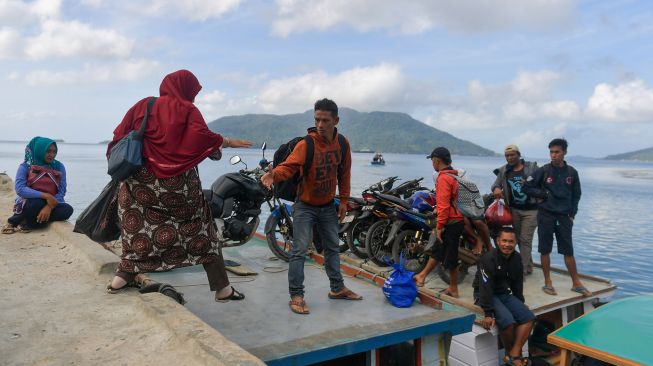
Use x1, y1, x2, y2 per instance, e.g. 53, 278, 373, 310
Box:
492, 294, 535, 330
537, 209, 574, 256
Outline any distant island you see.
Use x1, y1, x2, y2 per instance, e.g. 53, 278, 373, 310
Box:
207, 108, 495, 156
604, 146, 653, 162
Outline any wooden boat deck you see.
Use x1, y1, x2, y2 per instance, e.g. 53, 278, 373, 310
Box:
340, 252, 617, 318
146, 236, 475, 365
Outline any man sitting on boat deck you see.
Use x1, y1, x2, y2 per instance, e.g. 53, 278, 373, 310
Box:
474, 226, 534, 366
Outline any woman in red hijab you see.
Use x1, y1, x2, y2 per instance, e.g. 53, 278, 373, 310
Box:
107, 70, 252, 302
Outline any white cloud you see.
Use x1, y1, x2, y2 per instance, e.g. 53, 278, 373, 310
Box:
141, 0, 243, 22
25, 19, 134, 60
513, 123, 569, 148
0, 0, 60, 26
195, 64, 411, 120
272, 0, 575, 37
424, 70, 579, 132
586, 80, 653, 123
0, 27, 22, 59
24, 59, 159, 85
257, 63, 409, 113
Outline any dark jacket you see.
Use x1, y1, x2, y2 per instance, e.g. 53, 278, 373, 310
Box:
523, 162, 581, 218
473, 249, 524, 317
491, 160, 539, 208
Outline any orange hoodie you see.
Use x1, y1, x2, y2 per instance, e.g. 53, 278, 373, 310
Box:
435, 168, 464, 229
272, 128, 351, 206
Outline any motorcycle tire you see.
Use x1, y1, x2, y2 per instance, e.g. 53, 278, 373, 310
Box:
344, 217, 372, 259
391, 229, 429, 273
265, 215, 293, 262
364, 219, 392, 267
436, 262, 469, 285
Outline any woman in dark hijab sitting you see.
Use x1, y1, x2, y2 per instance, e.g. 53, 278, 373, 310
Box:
106, 69, 252, 302
2, 137, 74, 234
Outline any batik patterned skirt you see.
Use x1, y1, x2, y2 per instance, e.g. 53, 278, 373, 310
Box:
117, 166, 220, 273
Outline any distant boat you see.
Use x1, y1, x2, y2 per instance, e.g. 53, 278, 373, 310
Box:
371, 153, 385, 165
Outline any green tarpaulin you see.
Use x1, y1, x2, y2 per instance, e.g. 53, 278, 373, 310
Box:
551, 295, 653, 365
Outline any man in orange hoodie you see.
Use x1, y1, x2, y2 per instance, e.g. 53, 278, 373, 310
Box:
261, 98, 362, 315
413, 147, 465, 297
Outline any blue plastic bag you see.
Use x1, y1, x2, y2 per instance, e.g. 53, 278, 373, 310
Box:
382, 254, 418, 308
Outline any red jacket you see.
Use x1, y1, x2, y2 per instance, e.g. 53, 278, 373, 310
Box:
435, 168, 463, 229
272, 129, 351, 206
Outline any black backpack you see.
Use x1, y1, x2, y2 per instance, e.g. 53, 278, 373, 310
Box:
272, 134, 348, 202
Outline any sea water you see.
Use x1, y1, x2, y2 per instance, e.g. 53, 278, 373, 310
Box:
1, 141, 651, 299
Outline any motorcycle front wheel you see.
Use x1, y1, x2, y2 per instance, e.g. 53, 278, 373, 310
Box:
391, 229, 429, 273
364, 219, 392, 267
265, 214, 293, 262
344, 216, 372, 259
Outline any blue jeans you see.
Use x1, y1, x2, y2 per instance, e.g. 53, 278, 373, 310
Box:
492, 293, 535, 330
8, 198, 74, 229
289, 201, 344, 297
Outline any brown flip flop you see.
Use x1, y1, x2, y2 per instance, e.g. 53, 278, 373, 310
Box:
412, 275, 425, 287
439, 288, 459, 298
328, 288, 363, 300
289, 297, 310, 314
2, 224, 16, 234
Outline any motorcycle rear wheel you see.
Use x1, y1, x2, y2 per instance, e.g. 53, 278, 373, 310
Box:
265, 215, 293, 262
344, 217, 372, 259
391, 229, 429, 273
364, 220, 391, 267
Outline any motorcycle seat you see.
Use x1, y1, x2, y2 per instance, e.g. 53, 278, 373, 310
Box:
376, 193, 411, 209
348, 197, 366, 205
203, 189, 224, 218
407, 210, 435, 220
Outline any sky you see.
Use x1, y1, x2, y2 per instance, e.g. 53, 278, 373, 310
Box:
1, 0, 653, 158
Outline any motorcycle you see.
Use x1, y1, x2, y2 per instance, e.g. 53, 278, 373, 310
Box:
363, 177, 428, 266
203, 143, 271, 247
342, 176, 400, 259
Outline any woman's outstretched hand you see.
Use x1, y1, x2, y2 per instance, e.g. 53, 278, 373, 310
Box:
223, 138, 253, 148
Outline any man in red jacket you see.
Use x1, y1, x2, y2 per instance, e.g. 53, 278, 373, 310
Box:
413, 147, 465, 297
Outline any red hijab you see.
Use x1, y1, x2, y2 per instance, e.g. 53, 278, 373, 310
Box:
108, 69, 223, 178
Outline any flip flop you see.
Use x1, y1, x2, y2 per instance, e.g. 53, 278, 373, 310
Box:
413, 275, 425, 287
289, 297, 310, 314
215, 286, 245, 302
2, 224, 16, 234
439, 288, 459, 298
542, 285, 557, 296
570, 286, 592, 297
328, 288, 363, 300
106, 280, 139, 294
17, 225, 31, 233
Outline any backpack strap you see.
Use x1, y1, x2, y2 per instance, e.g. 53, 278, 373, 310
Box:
337, 133, 348, 181
302, 135, 314, 178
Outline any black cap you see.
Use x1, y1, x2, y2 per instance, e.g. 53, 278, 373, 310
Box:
426, 147, 451, 160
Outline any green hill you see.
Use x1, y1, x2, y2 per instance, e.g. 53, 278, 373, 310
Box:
207, 108, 495, 156
605, 146, 653, 162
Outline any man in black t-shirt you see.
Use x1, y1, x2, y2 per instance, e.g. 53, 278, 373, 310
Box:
491, 144, 539, 275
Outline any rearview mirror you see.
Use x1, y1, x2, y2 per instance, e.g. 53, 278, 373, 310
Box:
230, 155, 241, 165
261, 142, 267, 151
